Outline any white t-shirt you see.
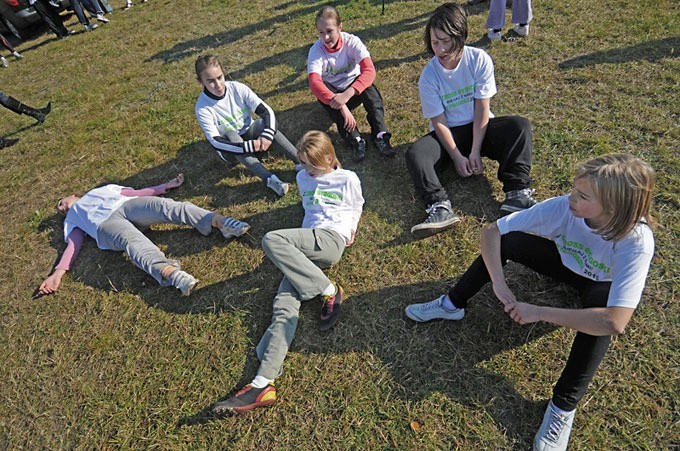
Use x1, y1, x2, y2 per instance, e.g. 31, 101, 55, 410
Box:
497, 195, 655, 308
296, 168, 364, 244
307, 32, 371, 91
419, 46, 497, 129
64, 184, 135, 249
195, 81, 275, 153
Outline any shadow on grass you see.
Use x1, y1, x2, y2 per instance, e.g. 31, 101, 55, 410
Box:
558, 36, 680, 69
177, 275, 567, 445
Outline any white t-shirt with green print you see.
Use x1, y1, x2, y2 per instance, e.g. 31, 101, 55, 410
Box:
497, 195, 655, 309
419, 45, 497, 129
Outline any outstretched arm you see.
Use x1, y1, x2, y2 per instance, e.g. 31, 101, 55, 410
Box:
481, 222, 516, 306
39, 228, 86, 295
505, 303, 635, 336
120, 173, 184, 197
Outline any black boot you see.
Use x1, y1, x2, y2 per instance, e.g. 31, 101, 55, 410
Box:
0, 94, 51, 123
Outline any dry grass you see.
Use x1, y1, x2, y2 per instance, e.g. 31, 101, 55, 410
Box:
1, 0, 678, 448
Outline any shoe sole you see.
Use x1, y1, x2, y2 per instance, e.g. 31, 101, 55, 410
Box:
181, 279, 198, 296
319, 285, 344, 331
410, 217, 460, 239
222, 224, 251, 239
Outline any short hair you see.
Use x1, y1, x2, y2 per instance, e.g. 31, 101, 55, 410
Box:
194, 55, 223, 80
297, 131, 341, 171
575, 154, 656, 241
424, 2, 468, 55
316, 5, 341, 26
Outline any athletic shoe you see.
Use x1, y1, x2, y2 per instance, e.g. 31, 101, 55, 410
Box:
514, 23, 530, 37
500, 188, 537, 213
534, 401, 575, 451
1, 57, 7, 68
85, 23, 99, 31
124, 1, 133, 9
171, 270, 198, 296
320, 283, 344, 331
266, 174, 289, 197
410, 200, 460, 238
211, 383, 277, 415
405, 295, 465, 322
488, 28, 503, 41
220, 217, 250, 239
96, 14, 110, 23
351, 138, 367, 162
375, 133, 395, 158
12, 51, 23, 59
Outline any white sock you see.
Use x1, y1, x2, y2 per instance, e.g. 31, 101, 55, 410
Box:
250, 375, 273, 388
441, 294, 458, 311
551, 401, 575, 416
322, 282, 336, 297
376, 131, 385, 139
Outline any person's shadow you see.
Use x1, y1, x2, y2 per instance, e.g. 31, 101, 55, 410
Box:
176, 273, 573, 447
558, 36, 679, 69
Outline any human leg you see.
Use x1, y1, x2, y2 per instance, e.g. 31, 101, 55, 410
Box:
486, 0, 508, 29
116, 197, 215, 236
0, 92, 51, 122
479, 116, 533, 192
30, 0, 69, 37
218, 127, 274, 182
97, 210, 181, 287
511, 0, 532, 28
261, 228, 345, 300
358, 85, 388, 138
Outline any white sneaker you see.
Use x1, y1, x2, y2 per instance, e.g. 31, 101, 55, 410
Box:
220, 217, 250, 239
85, 23, 99, 31
405, 295, 465, 322
171, 270, 198, 296
12, 51, 23, 59
534, 401, 575, 451
1, 57, 8, 68
96, 14, 110, 23
266, 175, 289, 197
124, 1, 133, 9
488, 29, 502, 41
514, 23, 530, 37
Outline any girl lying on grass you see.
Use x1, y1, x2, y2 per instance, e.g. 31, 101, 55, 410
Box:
211, 131, 364, 415
39, 174, 249, 297
405, 154, 656, 451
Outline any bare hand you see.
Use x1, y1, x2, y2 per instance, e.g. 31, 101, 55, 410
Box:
259, 138, 272, 152
340, 106, 356, 132
469, 152, 484, 175
492, 281, 517, 306
505, 302, 541, 325
452, 153, 473, 177
165, 173, 184, 190
330, 89, 354, 109
39, 272, 63, 295
346, 230, 356, 247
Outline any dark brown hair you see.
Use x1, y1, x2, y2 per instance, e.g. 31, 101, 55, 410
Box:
424, 3, 467, 55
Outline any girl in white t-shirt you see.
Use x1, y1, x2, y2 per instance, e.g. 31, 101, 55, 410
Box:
307, 5, 394, 162
405, 154, 656, 451
195, 55, 300, 197
211, 131, 364, 416
406, 3, 536, 239
38, 174, 250, 298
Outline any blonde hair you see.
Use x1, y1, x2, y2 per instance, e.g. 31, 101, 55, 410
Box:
575, 154, 655, 241
194, 55, 224, 80
297, 131, 341, 172
316, 5, 341, 26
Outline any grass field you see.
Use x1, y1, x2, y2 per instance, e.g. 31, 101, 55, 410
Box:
1, 0, 678, 448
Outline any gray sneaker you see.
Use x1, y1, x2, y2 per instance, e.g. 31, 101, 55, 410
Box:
266, 175, 289, 197
220, 217, 250, 239
534, 401, 575, 451
171, 270, 198, 296
410, 200, 460, 238
501, 188, 537, 213
405, 295, 465, 322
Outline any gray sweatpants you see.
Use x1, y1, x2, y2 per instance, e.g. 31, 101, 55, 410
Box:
486, 0, 532, 29
218, 119, 300, 182
96, 197, 215, 286
256, 228, 345, 380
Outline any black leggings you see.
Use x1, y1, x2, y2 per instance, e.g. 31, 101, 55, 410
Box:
449, 232, 612, 411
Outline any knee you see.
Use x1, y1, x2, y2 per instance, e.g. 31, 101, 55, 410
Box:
507, 116, 532, 136
262, 231, 284, 253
